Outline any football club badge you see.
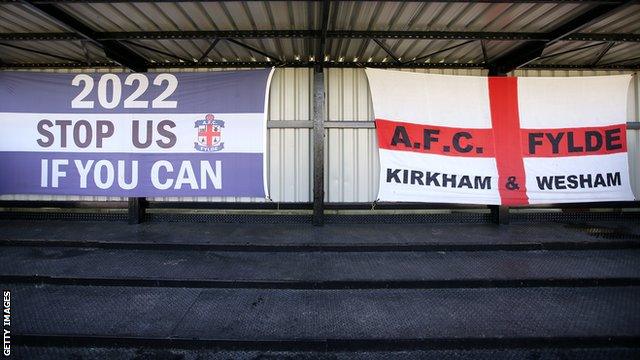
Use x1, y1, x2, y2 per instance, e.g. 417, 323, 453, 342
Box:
194, 113, 225, 152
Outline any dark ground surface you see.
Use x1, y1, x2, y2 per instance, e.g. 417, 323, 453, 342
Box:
12, 347, 640, 360
1, 219, 639, 245
1, 218, 640, 359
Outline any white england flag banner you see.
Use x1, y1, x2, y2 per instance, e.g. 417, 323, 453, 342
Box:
366, 68, 635, 205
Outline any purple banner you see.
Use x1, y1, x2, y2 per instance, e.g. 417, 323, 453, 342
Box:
0, 69, 272, 197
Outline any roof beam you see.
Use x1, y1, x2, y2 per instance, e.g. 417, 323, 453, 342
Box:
21, 1, 148, 72
225, 38, 280, 62
2, 31, 640, 43
198, 38, 220, 63
3, 61, 639, 70
0, 1, 628, 4
480, 40, 489, 63
402, 40, 477, 65
80, 39, 90, 65
372, 38, 401, 64
486, 1, 632, 75
122, 40, 191, 63
591, 41, 616, 65
333, 31, 640, 43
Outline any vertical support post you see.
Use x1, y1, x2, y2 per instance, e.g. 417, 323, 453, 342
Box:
312, 0, 329, 226
128, 197, 145, 224
312, 68, 325, 226
490, 205, 509, 225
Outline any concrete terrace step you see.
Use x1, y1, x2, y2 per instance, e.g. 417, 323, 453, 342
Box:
2, 219, 639, 357
0, 246, 639, 288
5, 285, 640, 342
13, 345, 640, 360
1, 220, 639, 251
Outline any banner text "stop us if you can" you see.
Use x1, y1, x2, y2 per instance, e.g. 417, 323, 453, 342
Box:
0, 69, 274, 197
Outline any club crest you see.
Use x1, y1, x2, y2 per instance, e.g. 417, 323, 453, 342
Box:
194, 113, 224, 152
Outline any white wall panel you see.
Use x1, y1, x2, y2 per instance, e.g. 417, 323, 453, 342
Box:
325, 128, 378, 202
266, 68, 313, 203
327, 68, 373, 121
265, 68, 313, 203
269, 128, 312, 202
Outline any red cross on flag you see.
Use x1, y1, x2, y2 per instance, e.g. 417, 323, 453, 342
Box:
366, 68, 635, 205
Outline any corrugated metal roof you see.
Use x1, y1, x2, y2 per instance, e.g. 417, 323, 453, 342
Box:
330, 1, 588, 33
0, 1, 638, 69
583, 4, 640, 33
0, 3, 67, 33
